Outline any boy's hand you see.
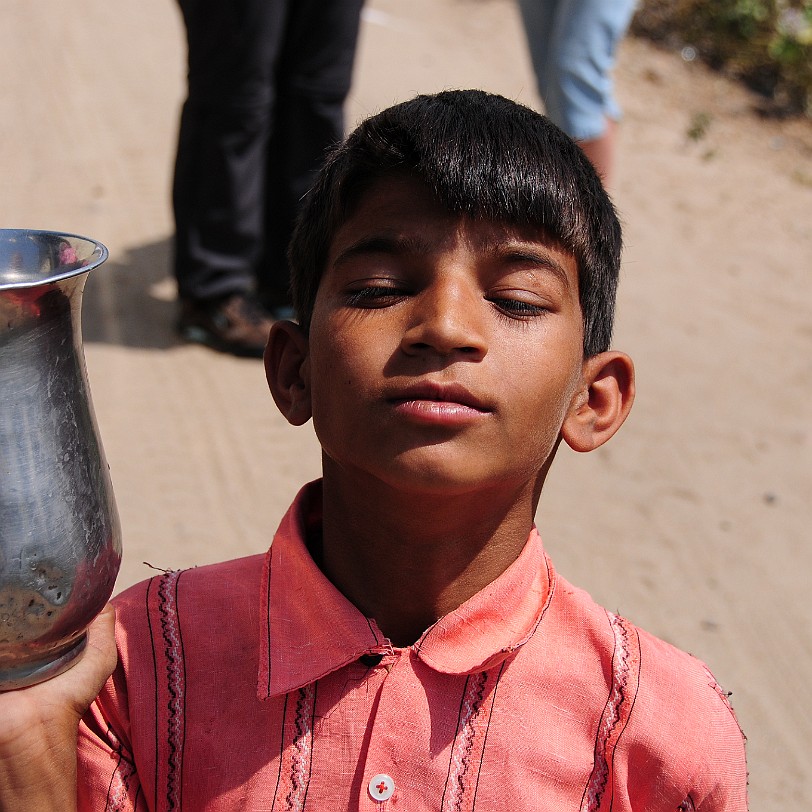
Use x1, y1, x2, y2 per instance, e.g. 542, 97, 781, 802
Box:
0, 603, 117, 812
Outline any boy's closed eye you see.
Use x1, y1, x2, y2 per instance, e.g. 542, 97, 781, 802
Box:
343, 280, 411, 308
344, 281, 557, 320
484, 261, 570, 321
486, 293, 551, 320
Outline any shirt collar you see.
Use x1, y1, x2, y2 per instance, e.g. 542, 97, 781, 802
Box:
258, 480, 555, 699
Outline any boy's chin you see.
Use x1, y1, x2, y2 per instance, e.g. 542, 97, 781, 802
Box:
345, 461, 544, 502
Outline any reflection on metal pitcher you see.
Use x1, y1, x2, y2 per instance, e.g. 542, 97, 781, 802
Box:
0, 229, 121, 690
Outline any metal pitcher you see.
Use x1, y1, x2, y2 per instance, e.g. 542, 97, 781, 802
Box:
0, 229, 121, 690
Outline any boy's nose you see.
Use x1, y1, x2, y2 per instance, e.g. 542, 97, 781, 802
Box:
399, 278, 487, 360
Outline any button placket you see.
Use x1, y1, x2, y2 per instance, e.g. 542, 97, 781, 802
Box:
358, 648, 407, 809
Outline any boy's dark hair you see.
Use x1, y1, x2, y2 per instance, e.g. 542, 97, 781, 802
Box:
288, 89, 622, 356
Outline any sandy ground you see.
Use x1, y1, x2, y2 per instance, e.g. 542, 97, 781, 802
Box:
2, 0, 811, 807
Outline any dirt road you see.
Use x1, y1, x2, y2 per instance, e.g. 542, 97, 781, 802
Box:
2, 0, 811, 806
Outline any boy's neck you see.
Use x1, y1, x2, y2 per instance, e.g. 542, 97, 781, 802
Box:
316, 462, 545, 647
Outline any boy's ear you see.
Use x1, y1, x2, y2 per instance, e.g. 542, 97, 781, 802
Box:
561, 351, 635, 453
264, 320, 312, 426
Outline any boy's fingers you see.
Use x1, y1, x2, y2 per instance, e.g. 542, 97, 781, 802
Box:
63, 604, 118, 713
85, 603, 117, 678
0, 604, 117, 737
0, 607, 116, 811
0, 605, 116, 790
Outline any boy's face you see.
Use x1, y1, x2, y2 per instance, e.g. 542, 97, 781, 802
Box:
301, 174, 589, 497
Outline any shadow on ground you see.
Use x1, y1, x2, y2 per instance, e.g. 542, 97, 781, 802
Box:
82, 237, 180, 350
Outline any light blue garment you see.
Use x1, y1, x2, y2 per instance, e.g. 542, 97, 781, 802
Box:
519, 0, 637, 140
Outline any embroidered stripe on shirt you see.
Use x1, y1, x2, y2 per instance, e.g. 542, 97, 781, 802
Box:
104, 724, 138, 812
273, 682, 318, 811
580, 611, 641, 812
159, 570, 186, 810
442, 663, 505, 812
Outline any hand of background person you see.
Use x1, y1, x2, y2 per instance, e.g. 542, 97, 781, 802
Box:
0, 604, 117, 812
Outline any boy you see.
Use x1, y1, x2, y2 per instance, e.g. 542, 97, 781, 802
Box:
0, 90, 747, 810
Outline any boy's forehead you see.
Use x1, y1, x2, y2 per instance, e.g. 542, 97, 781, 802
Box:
326, 173, 578, 273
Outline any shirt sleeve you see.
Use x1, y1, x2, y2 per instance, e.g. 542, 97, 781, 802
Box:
76, 579, 154, 812
627, 630, 748, 811
689, 663, 748, 811
77, 668, 146, 811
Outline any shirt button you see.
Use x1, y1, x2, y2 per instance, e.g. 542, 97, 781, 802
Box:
368, 773, 395, 802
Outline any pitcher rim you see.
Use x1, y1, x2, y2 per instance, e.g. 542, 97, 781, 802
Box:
0, 228, 109, 290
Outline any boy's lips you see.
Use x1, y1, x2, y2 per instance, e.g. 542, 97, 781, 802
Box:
386, 381, 492, 424
387, 381, 490, 409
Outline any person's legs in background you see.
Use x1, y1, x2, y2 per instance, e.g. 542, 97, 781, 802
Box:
259, 0, 364, 316
519, 0, 637, 187
172, 0, 363, 354
172, 0, 286, 356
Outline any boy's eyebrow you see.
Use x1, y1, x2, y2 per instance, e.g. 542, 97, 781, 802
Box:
331, 234, 418, 267
495, 243, 573, 289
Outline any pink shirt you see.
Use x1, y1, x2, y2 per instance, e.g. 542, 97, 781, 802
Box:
78, 481, 747, 810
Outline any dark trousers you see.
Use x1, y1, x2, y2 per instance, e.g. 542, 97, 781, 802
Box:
172, 0, 364, 304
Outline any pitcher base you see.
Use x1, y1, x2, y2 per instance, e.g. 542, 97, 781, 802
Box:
0, 633, 88, 691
